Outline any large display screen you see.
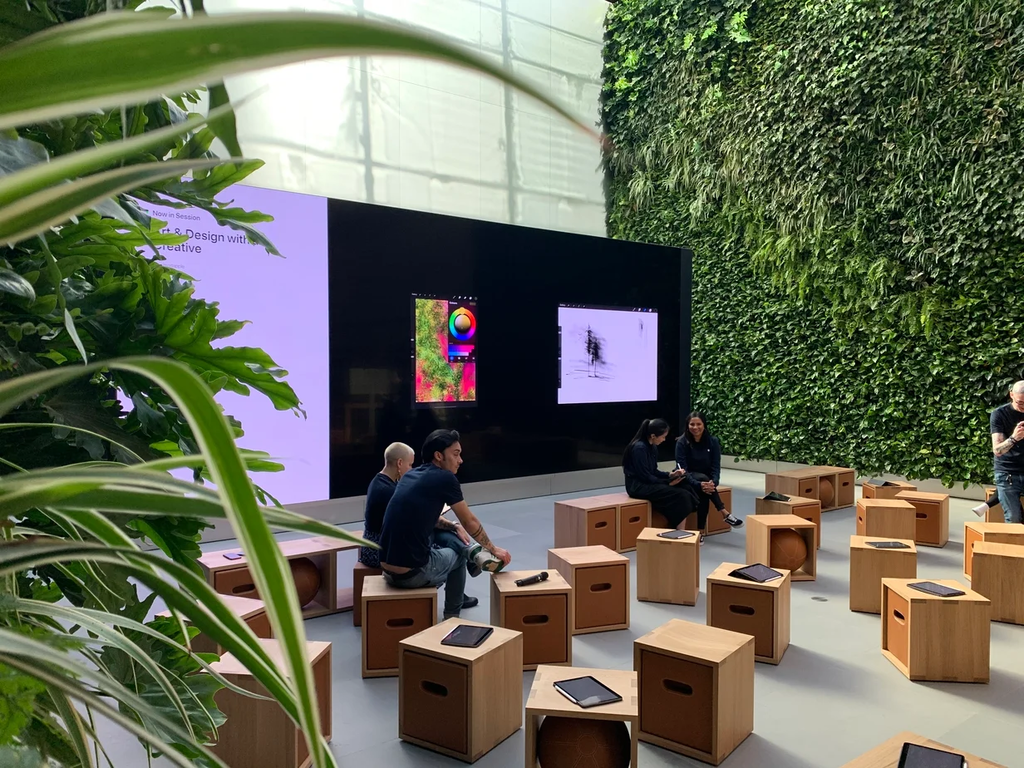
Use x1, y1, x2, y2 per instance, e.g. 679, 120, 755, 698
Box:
328, 200, 690, 498
135, 185, 330, 506
412, 294, 477, 406
557, 304, 658, 405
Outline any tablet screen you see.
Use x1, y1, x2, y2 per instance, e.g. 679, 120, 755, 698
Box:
730, 564, 784, 583
440, 625, 493, 648
898, 742, 966, 768
908, 582, 965, 598
553, 676, 622, 708
867, 541, 911, 549
657, 530, 695, 539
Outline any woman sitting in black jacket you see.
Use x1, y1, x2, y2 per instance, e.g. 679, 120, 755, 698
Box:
622, 418, 700, 537
675, 411, 743, 529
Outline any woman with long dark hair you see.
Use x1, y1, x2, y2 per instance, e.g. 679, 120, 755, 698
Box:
675, 411, 743, 529
622, 418, 700, 537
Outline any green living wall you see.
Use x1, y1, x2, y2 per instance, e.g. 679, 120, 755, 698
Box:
602, 0, 1024, 486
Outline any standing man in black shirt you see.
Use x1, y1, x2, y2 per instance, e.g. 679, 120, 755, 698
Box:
990, 381, 1024, 524
379, 429, 512, 619
359, 442, 416, 569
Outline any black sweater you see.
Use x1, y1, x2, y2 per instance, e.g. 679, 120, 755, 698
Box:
675, 434, 722, 485
623, 441, 669, 484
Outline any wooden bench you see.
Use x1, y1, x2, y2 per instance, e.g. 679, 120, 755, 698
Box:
554, 493, 651, 552
199, 535, 358, 620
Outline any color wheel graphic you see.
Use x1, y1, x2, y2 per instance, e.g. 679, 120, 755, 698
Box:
449, 306, 476, 340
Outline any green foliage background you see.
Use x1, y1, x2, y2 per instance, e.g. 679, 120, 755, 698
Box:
602, 0, 1024, 486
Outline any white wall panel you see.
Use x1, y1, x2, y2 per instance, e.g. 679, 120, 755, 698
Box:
152, 0, 609, 236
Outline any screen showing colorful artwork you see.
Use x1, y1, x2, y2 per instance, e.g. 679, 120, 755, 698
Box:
413, 295, 477, 406
557, 304, 658, 405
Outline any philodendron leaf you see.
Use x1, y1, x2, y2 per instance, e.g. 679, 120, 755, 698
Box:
0, 105, 234, 207
0, 134, 49, 176
0, 158, 224, 246
0, 268, 35, 301
0, 11, 592, 138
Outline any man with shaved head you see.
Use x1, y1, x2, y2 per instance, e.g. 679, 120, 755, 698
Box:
989, 380, 1024, 524
359, 442, 416, 568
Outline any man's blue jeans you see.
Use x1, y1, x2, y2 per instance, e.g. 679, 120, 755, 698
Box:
382, 531, 471, 618
995, 472, 1024, 524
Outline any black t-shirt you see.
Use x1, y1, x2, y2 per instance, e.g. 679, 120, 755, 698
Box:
362, 472, 397, 535
379, 464, 464, 569
991, 403, 1024, 474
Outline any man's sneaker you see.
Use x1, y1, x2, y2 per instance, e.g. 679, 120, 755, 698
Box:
473, 549, 505, 573
971, 502, 989, 518
722, 511, 743, 527
466, 544, 483, 577
461, 595, 479, 610
699, 532, 706, 546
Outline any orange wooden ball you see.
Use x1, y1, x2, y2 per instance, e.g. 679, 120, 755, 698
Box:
537, 716, 630, 768
819, 478, 834, 507
769, 529, 807, 572
290, 557, 322, 607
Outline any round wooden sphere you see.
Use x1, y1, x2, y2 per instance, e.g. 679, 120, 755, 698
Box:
537, 716, 631, 768
769, 528, 807, 572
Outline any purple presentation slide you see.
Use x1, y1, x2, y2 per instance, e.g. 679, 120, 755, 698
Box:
135, 184, 330, 505
557, 305, 658, 405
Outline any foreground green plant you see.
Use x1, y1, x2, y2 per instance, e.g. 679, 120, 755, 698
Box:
1, 5, 587, 766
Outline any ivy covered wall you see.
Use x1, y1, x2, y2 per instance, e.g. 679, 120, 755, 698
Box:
601, 0, 1024, 486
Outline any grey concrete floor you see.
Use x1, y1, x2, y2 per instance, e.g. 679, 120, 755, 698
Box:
105, 468, 1024, 767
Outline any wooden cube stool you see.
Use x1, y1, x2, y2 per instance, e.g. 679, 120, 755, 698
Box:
399, 618, 522, 762
856, 498, 916, 541
361, 575, 437, 678
755, 494, 822, 548
804, 465, 857, 509
849, 536, 917, 614
490, 570, 572, 670
636, 527, 699, 606
210, 639, 331, 768
972, 541, 1024, 624
964, 521, 1024, 580
707, 561, 791, 665
745, 514, 816, 581
683, 486, 734, 536
547, 546, 629, 634
526, 664, 639, 768
861, 479, 916, 500
158, 594, 272, 656
895, 490, 950, 548
634, 619, 754, 765
352, 561, 382, 627
553, 493, 650, 552
841, 731, 1007, 768
881, 578, 990, 683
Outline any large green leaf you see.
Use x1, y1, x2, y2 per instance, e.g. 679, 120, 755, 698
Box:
0, 359, 335, 768
0, 104, 235, 207
0, 159, 224, 246
0, 652, 217, 768
0, 11, 590, 136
